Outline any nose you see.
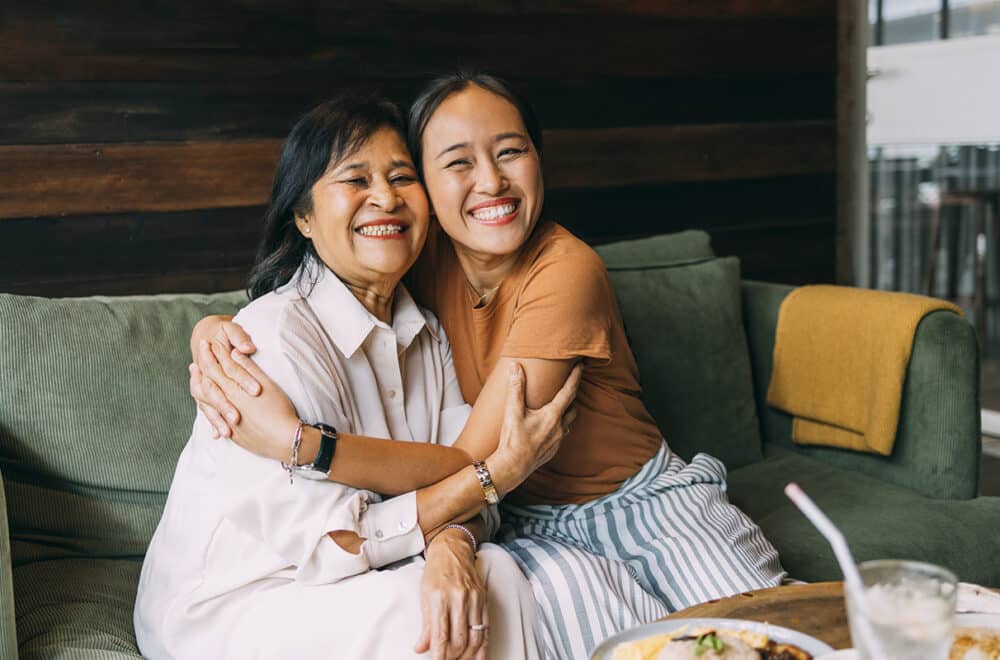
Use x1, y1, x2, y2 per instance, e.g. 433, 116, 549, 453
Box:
368, 178, 399, 211
474, 160, 507, 196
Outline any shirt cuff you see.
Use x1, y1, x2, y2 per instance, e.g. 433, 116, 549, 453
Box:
479, 503, 500, 540
359, 491, 425, 568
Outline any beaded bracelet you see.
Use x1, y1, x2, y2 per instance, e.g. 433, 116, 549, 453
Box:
280, 421, 304, 485
442, 523, 478, 554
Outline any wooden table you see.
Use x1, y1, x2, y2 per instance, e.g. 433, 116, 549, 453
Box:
664, 582, 852, 650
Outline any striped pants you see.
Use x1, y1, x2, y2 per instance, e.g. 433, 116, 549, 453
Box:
498, 443, 785, 660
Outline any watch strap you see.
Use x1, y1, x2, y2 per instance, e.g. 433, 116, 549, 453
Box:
302, 422, 337, 475
472, 460, 500, 505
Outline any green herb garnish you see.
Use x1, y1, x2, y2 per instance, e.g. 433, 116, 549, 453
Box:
693, 632, 725, 656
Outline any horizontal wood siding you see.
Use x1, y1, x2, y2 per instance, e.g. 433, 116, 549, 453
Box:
0, 1, 837, 295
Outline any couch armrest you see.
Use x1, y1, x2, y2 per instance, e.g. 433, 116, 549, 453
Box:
0, 472, 19, 659
741, 280, 981, 501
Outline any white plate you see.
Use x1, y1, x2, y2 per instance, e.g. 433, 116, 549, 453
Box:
956, 612, 1000, 628
812, 613, 1000, 660
590, 617, 835, 659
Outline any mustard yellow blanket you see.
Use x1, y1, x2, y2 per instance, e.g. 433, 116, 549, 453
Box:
766, 285, 962, 455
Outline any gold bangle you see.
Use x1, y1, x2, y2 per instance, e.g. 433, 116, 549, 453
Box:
472, 460, 499, 505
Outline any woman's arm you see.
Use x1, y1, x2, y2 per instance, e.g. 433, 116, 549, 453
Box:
193, 321, 579, 496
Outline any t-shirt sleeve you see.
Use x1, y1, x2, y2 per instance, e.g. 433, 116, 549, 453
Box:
501, 247, 614, 363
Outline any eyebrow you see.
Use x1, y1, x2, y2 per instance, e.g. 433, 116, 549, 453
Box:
331, 159, 415, 174
435, 132, 528, 160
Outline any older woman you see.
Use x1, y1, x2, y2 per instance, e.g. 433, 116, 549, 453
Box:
135, 94, 579, 660
192, 74, 786, 660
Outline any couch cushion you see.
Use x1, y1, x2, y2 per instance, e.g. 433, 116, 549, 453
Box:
595, 229, 714, 268
729, 448, 1000, 585
13, 558, 142, 659
603, 257, 763, 469
0, 291, 247, 566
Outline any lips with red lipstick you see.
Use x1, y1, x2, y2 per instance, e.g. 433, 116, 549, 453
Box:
354, 218, 410, 240
467, 197, 520, 226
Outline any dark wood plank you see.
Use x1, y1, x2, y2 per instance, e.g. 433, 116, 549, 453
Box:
0, 122, 833, 219
0, 140, 282, 219
543, 121, 835, 190
711, 221, 837, 285
0, 207, 263, 283
0, 10, 834, 81
0, 269, 251, 298
0, 74, 835, 144
551, 174, 835, 244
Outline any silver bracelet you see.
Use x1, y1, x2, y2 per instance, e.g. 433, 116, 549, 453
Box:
280, 421, 303, 485
442, 523, 478, 554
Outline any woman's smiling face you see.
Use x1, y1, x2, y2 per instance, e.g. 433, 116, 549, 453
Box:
420, 84, 544, 261
296, 126, 429, 286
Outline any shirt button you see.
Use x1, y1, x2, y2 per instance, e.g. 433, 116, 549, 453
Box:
398, 521, 408, 531
387, 389, 397, 399
375, 529, 384, 539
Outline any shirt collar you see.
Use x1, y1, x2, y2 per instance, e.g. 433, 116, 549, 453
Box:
288, 259, 438, 358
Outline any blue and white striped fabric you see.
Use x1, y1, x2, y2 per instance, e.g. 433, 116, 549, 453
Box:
498, 442, 785, 660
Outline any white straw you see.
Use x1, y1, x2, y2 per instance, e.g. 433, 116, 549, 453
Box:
784, 483, 864, 595
784, 482, 885, 658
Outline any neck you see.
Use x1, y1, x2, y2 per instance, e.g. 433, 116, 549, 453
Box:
452, 246, 520, 299
343, 278, 398, 324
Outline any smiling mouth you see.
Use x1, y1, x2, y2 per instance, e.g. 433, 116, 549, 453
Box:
468, 200, 520, 224
355, 223, 408, 239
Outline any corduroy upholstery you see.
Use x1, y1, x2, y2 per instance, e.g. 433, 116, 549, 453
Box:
0, 230, 995, 659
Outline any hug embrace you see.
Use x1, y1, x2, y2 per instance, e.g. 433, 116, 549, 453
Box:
133, 73, 786, 660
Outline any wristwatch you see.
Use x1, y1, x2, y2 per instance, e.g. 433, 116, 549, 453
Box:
296, 422, 338, 480
472, 460, 499, 505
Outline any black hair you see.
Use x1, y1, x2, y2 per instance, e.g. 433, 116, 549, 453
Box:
247, 94, 406, 300
406, 71, 543, 176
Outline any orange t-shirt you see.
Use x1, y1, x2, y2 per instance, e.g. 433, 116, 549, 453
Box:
410, 221, 663, 505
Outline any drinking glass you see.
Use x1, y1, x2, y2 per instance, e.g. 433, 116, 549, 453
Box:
845, 559, 957, 659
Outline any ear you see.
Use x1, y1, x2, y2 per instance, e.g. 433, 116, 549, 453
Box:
294, 214, 312, 237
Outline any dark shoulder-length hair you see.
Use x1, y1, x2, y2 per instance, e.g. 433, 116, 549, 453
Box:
406, 71, 543, 176
247, 94, 406, 300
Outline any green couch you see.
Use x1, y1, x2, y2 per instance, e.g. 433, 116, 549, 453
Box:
1, 230, 997, 658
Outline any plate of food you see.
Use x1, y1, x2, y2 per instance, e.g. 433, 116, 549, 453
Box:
591, 617, 834, 659
949, 612, 1000, 659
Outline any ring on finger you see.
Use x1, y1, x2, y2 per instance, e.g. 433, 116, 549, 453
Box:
469, 623, 488, 631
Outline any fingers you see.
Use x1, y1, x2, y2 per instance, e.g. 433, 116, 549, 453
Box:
448, 593, 469, 660
546, 362, 584, 413
562, 405, 579, 432
221, 321, 257, 356
503, 361, 526, 423
228, 349, 268, 396
414, 601, 432, 654
430, 596, 449, 660
465, 592, 488, 660
190, 364, 232, 438
209, 339, 260, 397
197, 340, 242, 424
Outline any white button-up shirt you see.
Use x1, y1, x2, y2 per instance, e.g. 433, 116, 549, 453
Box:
135, 261, 485, 658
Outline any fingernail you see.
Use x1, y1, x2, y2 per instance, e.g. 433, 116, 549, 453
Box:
226, 412, 237, 423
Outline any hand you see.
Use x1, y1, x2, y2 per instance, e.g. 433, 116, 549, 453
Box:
489, 361, 582, 495
189, 317, 259, 438
415, 531, 488, 660
198, 343, 299, 463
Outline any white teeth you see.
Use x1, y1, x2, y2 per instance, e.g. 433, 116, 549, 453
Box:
356, 224, 404, 237
470, 203, 516, 221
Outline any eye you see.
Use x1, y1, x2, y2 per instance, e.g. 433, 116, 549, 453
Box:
339, 177, 368, 187
497, 147, 526, 160
390, 174, 417, 185
445, 158, 471, 170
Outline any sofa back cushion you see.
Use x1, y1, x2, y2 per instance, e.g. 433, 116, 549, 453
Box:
0, 291, 247, 566
595, 233, 763, 468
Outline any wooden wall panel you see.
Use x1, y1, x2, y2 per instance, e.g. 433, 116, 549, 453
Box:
0, 0, 839, 296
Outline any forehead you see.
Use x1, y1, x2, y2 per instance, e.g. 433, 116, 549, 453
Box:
332, 126, 411, 168
422, 86, 526, 146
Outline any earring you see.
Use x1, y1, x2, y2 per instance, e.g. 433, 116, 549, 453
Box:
304, 226, 311, 234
